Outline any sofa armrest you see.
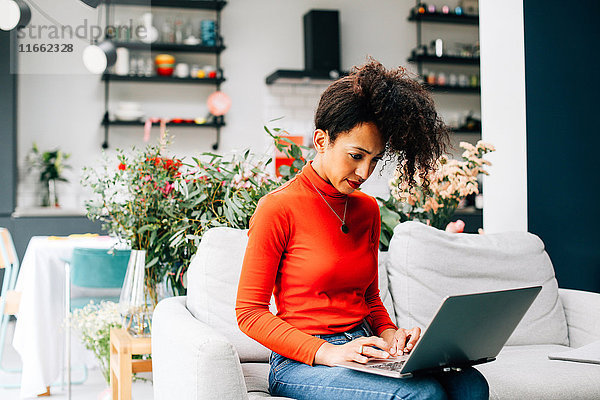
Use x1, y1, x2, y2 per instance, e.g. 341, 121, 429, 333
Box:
152, 296, 249, 400
558, 288, 600, 348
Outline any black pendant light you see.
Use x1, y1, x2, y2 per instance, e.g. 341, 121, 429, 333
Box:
83, 40, 117, 74
80, 0, 103, 8
0, 0, 32, 31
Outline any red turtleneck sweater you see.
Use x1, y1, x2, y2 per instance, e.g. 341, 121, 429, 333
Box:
235, 162, 397, 366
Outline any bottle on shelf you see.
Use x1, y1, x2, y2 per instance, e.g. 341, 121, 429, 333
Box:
161, 18, 175, 43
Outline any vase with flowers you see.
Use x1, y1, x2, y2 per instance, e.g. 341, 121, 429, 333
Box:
82, 138, 285, 333
378, 140, 495, 250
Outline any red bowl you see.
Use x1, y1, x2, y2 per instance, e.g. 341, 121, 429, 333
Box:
157, 67, 174, 76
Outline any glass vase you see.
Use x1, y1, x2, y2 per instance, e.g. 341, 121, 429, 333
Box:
40, 179, 59, 207
119, 250, 152, 337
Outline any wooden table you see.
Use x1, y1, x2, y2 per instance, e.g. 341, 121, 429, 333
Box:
110, 328, 152, 400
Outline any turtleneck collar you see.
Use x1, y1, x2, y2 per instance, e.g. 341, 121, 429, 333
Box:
298, 161, 347, 199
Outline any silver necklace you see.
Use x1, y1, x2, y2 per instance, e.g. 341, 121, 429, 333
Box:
308, 180, 349, 234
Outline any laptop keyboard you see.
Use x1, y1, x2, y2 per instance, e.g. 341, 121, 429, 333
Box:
366, 360, 406, 372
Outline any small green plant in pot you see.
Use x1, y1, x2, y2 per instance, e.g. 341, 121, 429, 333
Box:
27, 143, 71, 207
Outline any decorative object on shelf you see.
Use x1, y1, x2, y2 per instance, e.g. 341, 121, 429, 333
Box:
26, 143, 71, 207
207, 90, 231, 116
200, 19, 216, 46
114, 47, 129, 75
155, 53, 175, 76
460, 0, 479, 15
378, 141, 494, 248
114, 101, 144, 121
0, 0, 31, 31
83, 40, 117, 74
409, 5, 478, 24
174, 62, 189, 78
143, 117, 167, 142
139, 12, 158, 43
70, 301, 122, 384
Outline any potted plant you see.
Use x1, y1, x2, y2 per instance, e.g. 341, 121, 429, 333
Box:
26, 143, 71, 207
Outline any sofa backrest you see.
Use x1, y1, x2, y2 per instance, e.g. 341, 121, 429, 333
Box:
386, 221, 568, 346
186, 227, 394, 363
186, 227, 274, 362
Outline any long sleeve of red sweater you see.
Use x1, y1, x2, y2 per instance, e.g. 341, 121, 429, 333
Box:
235, 163, 397, 366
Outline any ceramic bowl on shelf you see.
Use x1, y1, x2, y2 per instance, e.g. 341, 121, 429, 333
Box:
114, 110, 145, 121
116, 102, 142, 112
155, 54, 175, 76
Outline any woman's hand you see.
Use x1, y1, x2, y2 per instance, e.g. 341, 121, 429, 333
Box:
314, 336, 391, 367
380, 327, 421, 356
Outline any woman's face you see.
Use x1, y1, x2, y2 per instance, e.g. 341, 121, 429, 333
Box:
312, 122, 385, 195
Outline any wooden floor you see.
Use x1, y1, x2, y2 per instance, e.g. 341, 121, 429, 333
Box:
0, 321, 154, 399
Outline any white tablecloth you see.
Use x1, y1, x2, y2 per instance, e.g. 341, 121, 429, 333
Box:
13, 235, 120, 398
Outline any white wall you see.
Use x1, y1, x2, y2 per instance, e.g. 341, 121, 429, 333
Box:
479, 0, 528, 233
16, 0, 479, 208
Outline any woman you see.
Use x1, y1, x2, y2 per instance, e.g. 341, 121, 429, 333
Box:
236, 60, 489, 400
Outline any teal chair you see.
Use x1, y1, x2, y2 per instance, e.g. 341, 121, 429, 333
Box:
0, 228, 21, 388
64, 247, 131, 399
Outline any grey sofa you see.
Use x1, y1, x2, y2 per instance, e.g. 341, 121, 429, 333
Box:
152, 223, 600, 399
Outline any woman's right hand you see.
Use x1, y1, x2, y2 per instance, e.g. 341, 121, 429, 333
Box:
314, 336, 391, 367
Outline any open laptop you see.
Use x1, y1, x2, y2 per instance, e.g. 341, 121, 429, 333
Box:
335, 286, 542, 378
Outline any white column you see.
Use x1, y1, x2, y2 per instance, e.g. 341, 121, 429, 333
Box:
479, 0, 528, 233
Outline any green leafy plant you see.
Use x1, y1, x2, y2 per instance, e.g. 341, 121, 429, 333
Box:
264, 125, 316, 179
27, 143, 71, 206
82, 140, 286, 299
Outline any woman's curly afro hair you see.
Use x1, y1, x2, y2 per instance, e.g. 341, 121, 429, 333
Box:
314, 59, 449, 186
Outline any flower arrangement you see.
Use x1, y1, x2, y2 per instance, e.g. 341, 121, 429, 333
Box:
82, 140, 283, 300
378, 140, 495, 250
26, 143, 71, 206
69, 301, 122, 384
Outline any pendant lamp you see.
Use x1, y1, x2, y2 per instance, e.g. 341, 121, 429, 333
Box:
0, 0, 31, 31
83, 40, 117, 74
80, 0, 102, 8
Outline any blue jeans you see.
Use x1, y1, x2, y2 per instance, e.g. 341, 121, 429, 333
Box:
268, 325, 489, 400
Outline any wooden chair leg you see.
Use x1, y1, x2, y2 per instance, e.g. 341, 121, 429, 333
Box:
37, 386, 50, 397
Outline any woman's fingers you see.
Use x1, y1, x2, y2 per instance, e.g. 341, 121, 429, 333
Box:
360, 344, 390, 359
355, 336, 390, 359
393, 329, 407, 355
352, 352, 369, 364
404, 327, 421, 353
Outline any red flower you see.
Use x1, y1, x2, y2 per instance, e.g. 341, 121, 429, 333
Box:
118, 163, 126, 170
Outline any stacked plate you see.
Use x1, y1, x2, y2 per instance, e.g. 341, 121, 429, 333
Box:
114, 102, 144, 121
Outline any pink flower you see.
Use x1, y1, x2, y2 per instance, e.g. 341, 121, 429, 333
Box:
162, 182, 174, 195
445, 220, 465, 233
144, 175, 151, 181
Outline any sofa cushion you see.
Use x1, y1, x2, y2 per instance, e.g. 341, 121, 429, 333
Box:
387, 221, 568, 346
377, 251, 396, 324
186, 227, 276, 362
476, 344, 600, 399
